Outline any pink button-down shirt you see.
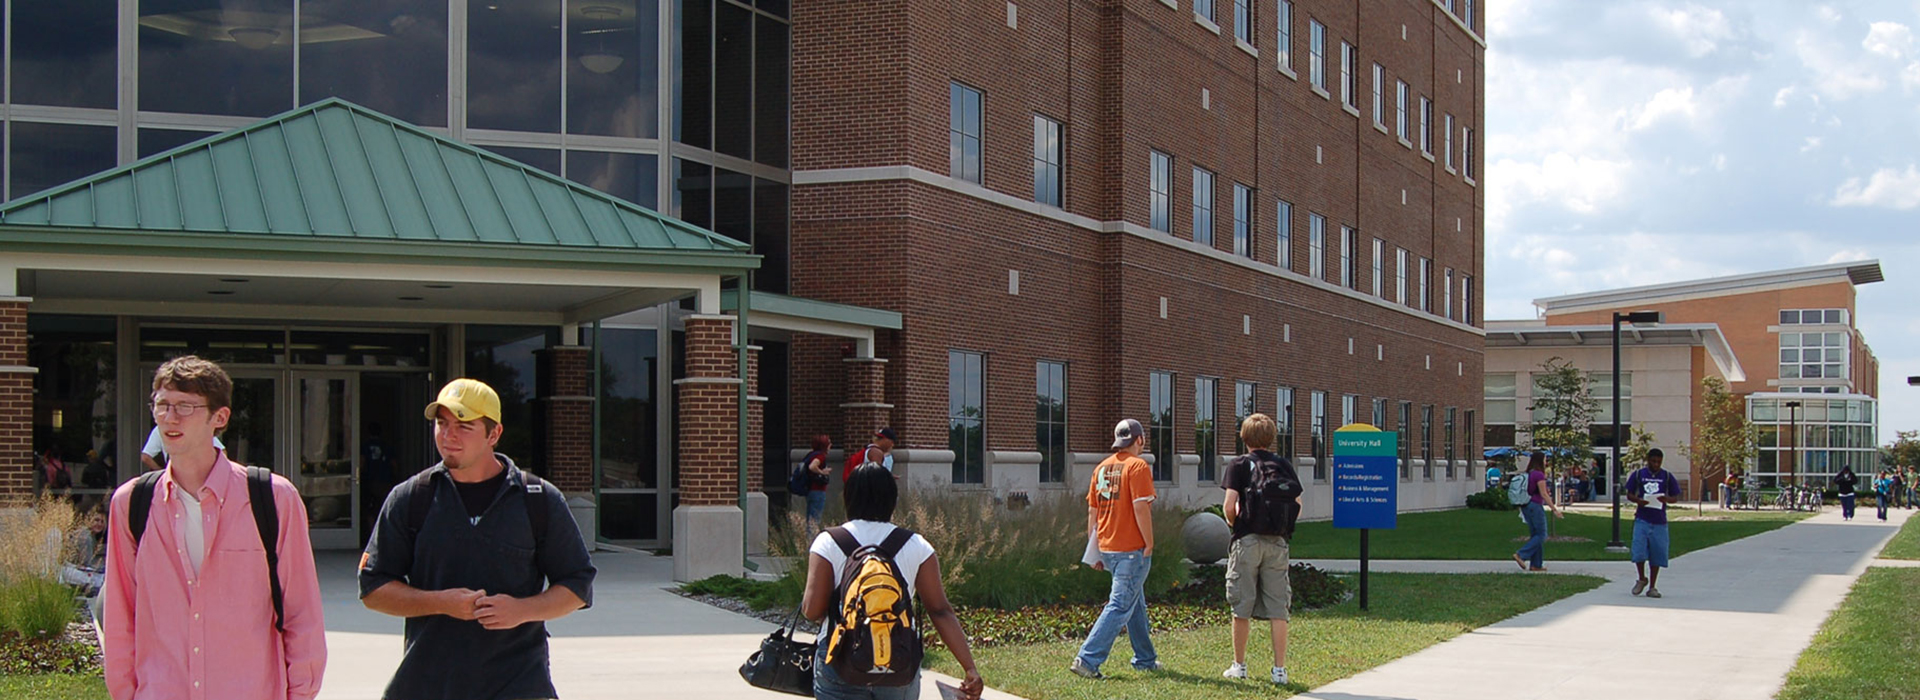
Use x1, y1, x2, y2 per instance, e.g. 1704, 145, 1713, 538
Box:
103, 453, 327, 700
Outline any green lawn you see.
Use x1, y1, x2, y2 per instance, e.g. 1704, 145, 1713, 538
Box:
0, 673, 107, 699
1875, 513, 1920, 560
1283, 507, 1809, 561
927, 572, 1604, 700
1777, 568, 1920, 700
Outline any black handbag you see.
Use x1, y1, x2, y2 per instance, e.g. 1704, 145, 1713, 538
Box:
740, 606, 816, 696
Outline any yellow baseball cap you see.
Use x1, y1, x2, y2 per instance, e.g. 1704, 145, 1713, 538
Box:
425, 378, 503, 424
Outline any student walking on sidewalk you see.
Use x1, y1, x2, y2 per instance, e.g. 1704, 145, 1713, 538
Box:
1069, 418, 1162, 680
1834, 466, 1859, 521
1511, 452, 1563, 572
1627, 449, 1680, 599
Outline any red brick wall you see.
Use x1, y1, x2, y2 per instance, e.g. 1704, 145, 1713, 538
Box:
679, 317, 744, 506
0, 301, 29, 498
537, 346, 594, 495
786, 1, 1485, 470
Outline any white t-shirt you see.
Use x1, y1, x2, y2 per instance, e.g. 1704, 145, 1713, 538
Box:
143, 426, 226, 458
808, 520, 935, 599
179, 490, 209, 576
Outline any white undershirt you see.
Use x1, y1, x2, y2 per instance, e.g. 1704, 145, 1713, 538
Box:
179, 490, 209, 576
809, 520, 935, 599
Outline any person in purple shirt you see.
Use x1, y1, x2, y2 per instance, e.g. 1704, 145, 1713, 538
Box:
1627, 448, 1681, 599
1511, 452, 1563, 572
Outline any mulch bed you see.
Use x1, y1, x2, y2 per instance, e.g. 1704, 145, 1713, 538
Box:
0, 619, 101, 676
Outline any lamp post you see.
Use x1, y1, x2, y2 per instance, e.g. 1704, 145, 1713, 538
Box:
1608, 310, 1663, 551
1784, 400, 1801, 489
1909, 376, 1919, 386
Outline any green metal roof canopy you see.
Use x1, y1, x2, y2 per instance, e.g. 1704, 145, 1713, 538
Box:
0, 98, 756, 273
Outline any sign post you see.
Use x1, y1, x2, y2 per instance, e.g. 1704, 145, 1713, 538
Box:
1333, 425, 1398, 610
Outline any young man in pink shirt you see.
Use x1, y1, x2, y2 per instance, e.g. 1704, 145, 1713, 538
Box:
103, 356, 327, 700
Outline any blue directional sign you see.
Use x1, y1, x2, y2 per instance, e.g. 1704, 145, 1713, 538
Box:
1333, 426, 1398, 530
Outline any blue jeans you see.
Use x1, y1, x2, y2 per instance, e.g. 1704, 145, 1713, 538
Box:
813, 645, 920, 700
1515, 502, 1547, 569
1877, 494, 1889, 520
1630, 519, 1670, 568
806, 490, 828, 525
1076, 549, 1158, 672
1840, 494, 1856, 519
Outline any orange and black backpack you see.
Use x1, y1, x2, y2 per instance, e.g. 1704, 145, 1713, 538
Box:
823, 526, 923, 686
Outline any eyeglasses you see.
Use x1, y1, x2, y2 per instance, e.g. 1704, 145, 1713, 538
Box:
149, 402, 210, 418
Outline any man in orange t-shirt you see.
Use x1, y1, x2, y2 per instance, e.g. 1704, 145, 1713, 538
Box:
1069, 418, 1160, 680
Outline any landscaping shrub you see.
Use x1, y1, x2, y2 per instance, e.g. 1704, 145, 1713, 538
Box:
1466, 488, 1513, 511
680, 574, 800, 612
1156, 563, 1350, 610
768, 490, 1188, 610
0, 498, 81, 640
0, 579, 74, 639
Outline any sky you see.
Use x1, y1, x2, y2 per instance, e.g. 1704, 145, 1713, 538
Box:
1484, 0, 1920, 445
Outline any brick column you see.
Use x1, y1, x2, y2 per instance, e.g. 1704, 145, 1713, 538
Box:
841, 357, 892, 452
745, 345, 768, 554
534, 345, 594, 496
0, 300, 29, 499
673, 315, 743, 581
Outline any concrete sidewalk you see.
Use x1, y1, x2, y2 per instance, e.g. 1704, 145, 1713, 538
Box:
314, 549, 1015, 700
1298, 558, 1642, 580
1296, 508, 1912, 700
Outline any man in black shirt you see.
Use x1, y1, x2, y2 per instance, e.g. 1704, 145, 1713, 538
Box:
1219, 413, 1302, 687
359, 378, 596, 700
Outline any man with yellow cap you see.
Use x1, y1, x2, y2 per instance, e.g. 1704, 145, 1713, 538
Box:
357, 378, 597, 700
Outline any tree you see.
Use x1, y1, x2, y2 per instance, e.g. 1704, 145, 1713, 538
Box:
1886, 430, 1920, 470
1683, 376, 1757, 489
1521, 357, 1598, 478
1620, 426, 1660, 473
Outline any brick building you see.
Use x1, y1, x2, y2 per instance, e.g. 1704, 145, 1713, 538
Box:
787, 0, 1488, 513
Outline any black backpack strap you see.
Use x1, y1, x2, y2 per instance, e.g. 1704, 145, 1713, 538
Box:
524, 477, 550, 551
877, 527, 914, 559
245, 466, 287, 634
127, 470, 165, 549
407, 472, 438, 536
826, 526, 860, 557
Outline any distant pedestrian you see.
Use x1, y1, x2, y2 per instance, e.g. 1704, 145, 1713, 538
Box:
1219, 414, 1303, 686
1510, 451, 1563, 573
1834, 466, 1859, 521
1627, 449, 1680, 599
1069, 418, 1162, 679
1874, 470, 1893, 521
843, 427, 898, 481
800, 465, 984, 700
801, 434, 833, 527
1722, 471, 1739, 509
1894, 471, 1909, 509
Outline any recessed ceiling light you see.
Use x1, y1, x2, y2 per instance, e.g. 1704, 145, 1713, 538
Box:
207, 290, 236, 296
398, 296, 425, 301
219, 278, 251, 283
424, 284, 454, 289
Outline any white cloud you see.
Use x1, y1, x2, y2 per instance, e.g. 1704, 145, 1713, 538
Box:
1796, 32, 1888, 98
1825, 249, 1873, 264
1829, 165, 1920, 209
1905, 61, 1920, 89
1817, 6, 1842, 24
1652, 4, 1736, 57
1631, 86, 1700, 129
1773, 85, 1798, 106
1801, 136, 1823, 152
1864, 22, 1915, 58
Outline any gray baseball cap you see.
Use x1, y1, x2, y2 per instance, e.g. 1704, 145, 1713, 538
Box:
1111, 418, 1145, 449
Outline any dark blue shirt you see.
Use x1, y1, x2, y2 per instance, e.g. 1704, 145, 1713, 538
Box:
359, 455, 596, 700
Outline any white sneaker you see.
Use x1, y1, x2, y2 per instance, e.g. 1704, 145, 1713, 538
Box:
1272, 667, 1289, 685
1223, 662, 1248, 679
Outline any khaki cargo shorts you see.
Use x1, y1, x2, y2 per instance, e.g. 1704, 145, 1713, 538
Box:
1225, 534, 1292, 621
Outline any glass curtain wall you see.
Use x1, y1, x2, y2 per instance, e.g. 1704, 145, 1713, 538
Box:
1748, 394, 1879, 488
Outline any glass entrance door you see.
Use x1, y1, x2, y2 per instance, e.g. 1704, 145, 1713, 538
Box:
225, 373, 280, 477
291, 373, 358, 550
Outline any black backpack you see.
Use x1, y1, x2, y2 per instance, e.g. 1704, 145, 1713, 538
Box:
788, 451, 823, 496
128, 466, 287, 632
823, 527, 923, 686
1242, 453, 1303, 539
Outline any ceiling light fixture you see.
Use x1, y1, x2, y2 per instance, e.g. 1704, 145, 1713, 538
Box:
207, 290, 236, 296
398, 296, 425, 301
228, 27, 282, 50
578, 6, 626, 74
220, 278, 251, 283
424, 284, 454, 289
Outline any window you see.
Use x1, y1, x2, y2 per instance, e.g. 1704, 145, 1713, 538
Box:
1396, 81, 1408, 141
1192, 167, 1215, 246
1464, 409, 1477, 479
1235, 381, 1258, 453
1444, 268, 1455, 321
1372, 63, 1385, 127
1341, 227, 1357, 289
1371, 238, 1385, 297
1444, 113, 1455, 170
950, 82, 984, 184
1463, 275, 1475, 325
1310, 391, 1328, 479
1150, 371, 1176, 481
1780, 309, 1849, 325
1340, 42, 1355, 109
1196, 378, 1218, 482
1419, 258, 1431, 312
1276, 387, 1297, 460
1396, 248, 1408, 304
1780, 332, 1848, 382
1036, 361, 1068, 484
1277, 200, 1294, 269
1420, 404, 1434, 479
1276, 1, 1293, 72
1309, 20, 1326, 91
1234, 0, 1253, 44
1233, 184, 1254, 258
1484, 373, 1517, 448
1033, 115, 1063, 207
1197, 0, 1216, 24
1372, 398, 1388, 429
1150, 150, 1172, 232
1590, 373, 1634, 424
1465, 0, 1475, 32
1398, 401, 1413, 478
1464, 126, 1475, 180
1444, 407, 1457, 478
1309, 213, 1326, 280
948, 350, 985, 484
1420, 97, 1433, 154
1342, 394, 1358, 429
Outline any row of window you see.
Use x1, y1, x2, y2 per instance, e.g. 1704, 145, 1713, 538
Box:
1300, 13, 1477, 180
1779, 331, 1850, 381
945, 348, 1474, 486
1780, 308, 1848, 326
